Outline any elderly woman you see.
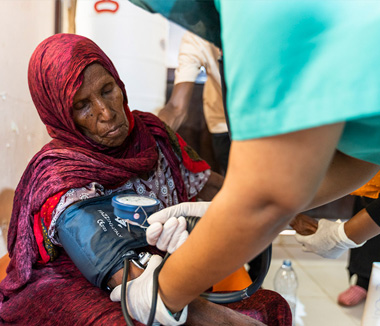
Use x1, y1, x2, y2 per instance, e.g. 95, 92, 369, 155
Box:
0, 34, 290, 326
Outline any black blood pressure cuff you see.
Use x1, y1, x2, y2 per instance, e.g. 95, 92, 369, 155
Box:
56, 191, 148, 289
366, 197, 380, 227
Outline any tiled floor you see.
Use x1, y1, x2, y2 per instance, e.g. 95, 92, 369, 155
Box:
262, 233, 365, 326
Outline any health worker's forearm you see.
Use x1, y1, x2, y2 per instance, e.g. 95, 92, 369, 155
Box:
306, 151, 379, 210
158, 123, 344, 312
344, 207, 380, 244
159, 190, 290, 312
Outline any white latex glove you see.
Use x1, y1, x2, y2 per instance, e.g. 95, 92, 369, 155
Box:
146, 202, 211, 254
295, 219, 366, 259
110, 255, 187, 325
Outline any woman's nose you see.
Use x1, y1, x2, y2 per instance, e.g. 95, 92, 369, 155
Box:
94, 98, 114, 121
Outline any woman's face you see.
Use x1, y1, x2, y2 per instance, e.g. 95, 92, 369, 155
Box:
72, 64, 129, 147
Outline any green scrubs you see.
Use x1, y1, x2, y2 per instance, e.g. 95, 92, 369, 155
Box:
130, 0, 380, 165
215, 0, 380, 164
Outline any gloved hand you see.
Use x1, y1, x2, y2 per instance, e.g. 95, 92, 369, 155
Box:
110, 255, 188, 325
146, 202, 211, 254
295, 219, 366, 259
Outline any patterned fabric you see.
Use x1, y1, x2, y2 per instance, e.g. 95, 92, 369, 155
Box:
33, 190, 66, 263
1, 34, 209, 310
35, 147, 209, 260
0, 253, 291, 326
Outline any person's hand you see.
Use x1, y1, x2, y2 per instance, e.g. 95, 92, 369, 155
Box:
295, 219, 366, 259
146, 202, 211, 253
110, 255, 188, 325
290, 214, 318, 235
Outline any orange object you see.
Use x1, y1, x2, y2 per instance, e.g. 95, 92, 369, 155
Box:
0, 252, 251, 292
0, 253, 10, 282
212, 266, 252, 292
351, 171, 380, 199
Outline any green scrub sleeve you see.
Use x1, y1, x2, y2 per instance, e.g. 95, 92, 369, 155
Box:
215, 0, 380, 165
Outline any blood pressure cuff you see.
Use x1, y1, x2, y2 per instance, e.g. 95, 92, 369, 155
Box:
56, 191, 148, 289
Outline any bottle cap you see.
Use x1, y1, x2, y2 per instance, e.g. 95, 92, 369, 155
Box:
283, 259, 292, 267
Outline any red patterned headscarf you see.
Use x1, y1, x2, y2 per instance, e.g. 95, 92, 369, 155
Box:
2, 34, 209, 298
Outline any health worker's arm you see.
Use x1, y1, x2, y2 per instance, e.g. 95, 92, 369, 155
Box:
109, 259, 266, 326
294, 199, 380, 245
158, 123, 346, 313
305, 151, 379, 210
158, 82, 194, 131
345, 202, 380, 244
291, 203, 380, 258
302, 151, 380, 245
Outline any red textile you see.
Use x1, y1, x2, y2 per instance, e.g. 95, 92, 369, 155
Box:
1, 34, 208, 303
177, 134, 211, 173
33, 190, 66, 263
0, 253, 291, 325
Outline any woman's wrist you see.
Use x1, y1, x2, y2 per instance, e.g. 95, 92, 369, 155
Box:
107, 264, 144, 289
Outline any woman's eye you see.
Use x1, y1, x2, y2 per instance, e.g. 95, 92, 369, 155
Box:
102, 84, 114, 95
74, 101, 89, 111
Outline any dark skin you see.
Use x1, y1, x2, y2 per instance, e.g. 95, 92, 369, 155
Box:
72, 63, 265, 325
290, 214, 318, 236
72, 64, 129, 147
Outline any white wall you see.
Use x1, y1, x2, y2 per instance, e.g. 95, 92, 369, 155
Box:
76, 0, 169, 113
0, 1, 187, 256
0, 1, 55, 255
166, 21, 187, 69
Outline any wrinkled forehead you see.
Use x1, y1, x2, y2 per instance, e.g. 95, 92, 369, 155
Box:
28, 34, 127, 127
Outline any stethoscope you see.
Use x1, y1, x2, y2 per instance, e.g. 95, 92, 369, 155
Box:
121, 216, 272, 326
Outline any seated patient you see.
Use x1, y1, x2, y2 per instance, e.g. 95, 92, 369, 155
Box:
0, 34, 290, 326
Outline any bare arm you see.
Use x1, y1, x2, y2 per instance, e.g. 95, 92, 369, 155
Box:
109, 264, 265, 325
300, 152, 380, 244
344, 207, 380, 243
198, 171, 224, 201
306, 150, 379, 209
158, 82, 195, 131
159, 123, 345, 312
291, 206, 380, 245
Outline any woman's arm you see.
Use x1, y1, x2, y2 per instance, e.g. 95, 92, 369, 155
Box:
197, 171, 224, 201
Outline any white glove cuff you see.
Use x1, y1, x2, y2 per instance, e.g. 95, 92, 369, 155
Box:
156, 293, 188, 325
338, 222, 366, 248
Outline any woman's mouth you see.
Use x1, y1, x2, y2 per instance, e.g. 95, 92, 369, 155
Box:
104, 124, 123, 137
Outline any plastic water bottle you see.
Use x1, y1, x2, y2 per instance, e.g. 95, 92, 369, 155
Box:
273, 260, 298, 326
